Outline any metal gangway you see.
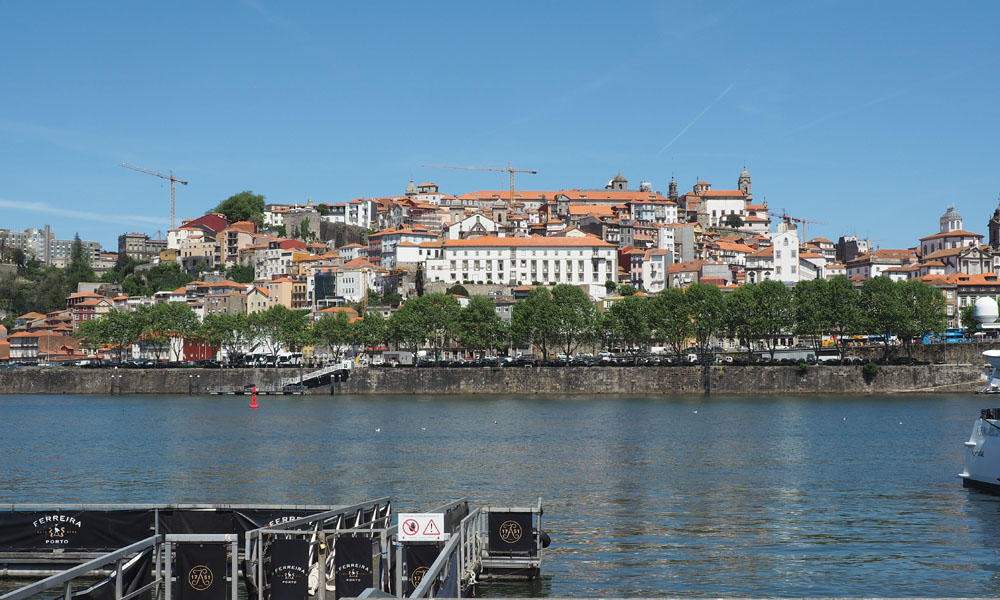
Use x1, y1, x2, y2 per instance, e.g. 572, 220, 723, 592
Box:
278, 362, 352, 390
0, 498, 547, 600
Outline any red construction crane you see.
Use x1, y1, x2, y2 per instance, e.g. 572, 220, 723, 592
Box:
120, 163, 188, 229
779, 209, 828, 243
422, 162, 537, 206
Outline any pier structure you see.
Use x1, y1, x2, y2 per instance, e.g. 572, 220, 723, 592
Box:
205, 361, 351, 395
0, 498, 546, 600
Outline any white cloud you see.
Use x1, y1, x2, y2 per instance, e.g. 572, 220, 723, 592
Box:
0, 198, 165, 228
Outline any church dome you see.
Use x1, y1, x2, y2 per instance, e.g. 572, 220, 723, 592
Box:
612, 172, 627, 183
942, 205, 961, 220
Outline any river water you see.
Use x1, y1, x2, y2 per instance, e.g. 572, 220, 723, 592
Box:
0, 392, 997, 597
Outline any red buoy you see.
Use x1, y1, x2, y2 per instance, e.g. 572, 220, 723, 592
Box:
250, 386, 258, 408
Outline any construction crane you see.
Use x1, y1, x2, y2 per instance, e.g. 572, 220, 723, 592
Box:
779, 209, 828, 243
120, 163, 188, 229
422, 162, 537, 206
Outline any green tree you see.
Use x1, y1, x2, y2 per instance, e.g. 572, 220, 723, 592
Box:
75, 309, 143, 363
608, 295, 649, 359
647, 287, 691, 361
825, 275, 864, 360
724, 284, 759, 363
248, 305, 311, 382
356, 311, 390, 363
64, 234, 96, 293
618, 284, 638, 297
510, 287, 556, 359
685, 282, 725, 358
314, 311, 353, 361
200, 312, 253, 365
793, 278, 826, 351
148, 302, 200, 362
724, 214, 744, 228
214, 191, 266, 226
389, 300, 427, 356
604, 280, 617, 295
960, 304, 977, 336
897, 279, 947, 358
458, 296, 504, 357
859, 276, 907, 361
225, 264, 255, 284
410, 293, 461, 360
551, 284, 596, 360
752, 280, 795, 360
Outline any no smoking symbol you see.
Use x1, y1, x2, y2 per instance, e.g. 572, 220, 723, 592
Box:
402, 519, 419, 536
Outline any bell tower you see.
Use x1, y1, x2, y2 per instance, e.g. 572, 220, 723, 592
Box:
738, 166, 752, 201
989, 197, 1000, 250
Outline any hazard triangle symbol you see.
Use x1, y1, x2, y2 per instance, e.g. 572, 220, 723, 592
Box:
423, 520, 441, 536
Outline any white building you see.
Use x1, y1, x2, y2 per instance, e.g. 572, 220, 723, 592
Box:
771, 229, 800, 283
641, 248, 672, 293
918, 206, 982, 257
336, 259, 377, 304
426, 235, 618, 298
447, 213, 503, 240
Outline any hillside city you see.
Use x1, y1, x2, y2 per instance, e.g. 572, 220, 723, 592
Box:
0, 167, 997, 365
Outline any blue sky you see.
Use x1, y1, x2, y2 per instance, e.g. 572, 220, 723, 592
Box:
1, 1, 998, 251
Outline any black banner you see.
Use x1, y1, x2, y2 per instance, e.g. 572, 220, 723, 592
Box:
334, 536, 374, 599
0, 510, 153, 551
267, 539, 309, 600
233, 510, 320, 544
403, 543, 440, 596
159, 511, 235, 536
488, 512, 534, 555
176, 543, 228, 600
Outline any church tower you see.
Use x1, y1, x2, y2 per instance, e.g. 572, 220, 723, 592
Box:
989, 199, 1000, 250
606, 172, 628, 191
668, 176, 678, 202
738, 166, 752, 201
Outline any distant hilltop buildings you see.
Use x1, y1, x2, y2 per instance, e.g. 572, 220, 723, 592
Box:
4, 167, 1000, 359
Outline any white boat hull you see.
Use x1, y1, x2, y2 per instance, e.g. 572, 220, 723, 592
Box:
961, 410, 1000, 493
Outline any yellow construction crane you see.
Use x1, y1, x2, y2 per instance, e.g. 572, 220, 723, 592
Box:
120, 163, 188, 229
422, 162, 537, 206
779, 209, 828, 243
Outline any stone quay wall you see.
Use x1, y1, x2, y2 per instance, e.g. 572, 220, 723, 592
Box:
0, 364, 982, 395
338, 363, 982, 395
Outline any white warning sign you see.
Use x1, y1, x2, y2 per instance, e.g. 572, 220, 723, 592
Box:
397, 513, 446, 541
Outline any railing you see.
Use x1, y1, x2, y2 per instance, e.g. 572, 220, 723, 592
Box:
1, 533, 245, 600
409, 506, 483, 599
1, 536, 162, 600
243, 497, 393, 600
279, 361, 352, 388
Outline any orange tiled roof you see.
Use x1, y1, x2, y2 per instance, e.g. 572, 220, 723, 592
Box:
919, 229, 983, 241
442, 235, 613, 248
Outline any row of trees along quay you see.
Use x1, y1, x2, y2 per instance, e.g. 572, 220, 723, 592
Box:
74, 275, 947, 367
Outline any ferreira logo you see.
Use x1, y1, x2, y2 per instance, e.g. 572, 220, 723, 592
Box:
498, 520, 523, 544
409, 566, 428, 588
33, 515, 82, 545
187, 565, 214, 591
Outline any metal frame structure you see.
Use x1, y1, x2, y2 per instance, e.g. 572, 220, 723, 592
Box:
1, 498, 546, 600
